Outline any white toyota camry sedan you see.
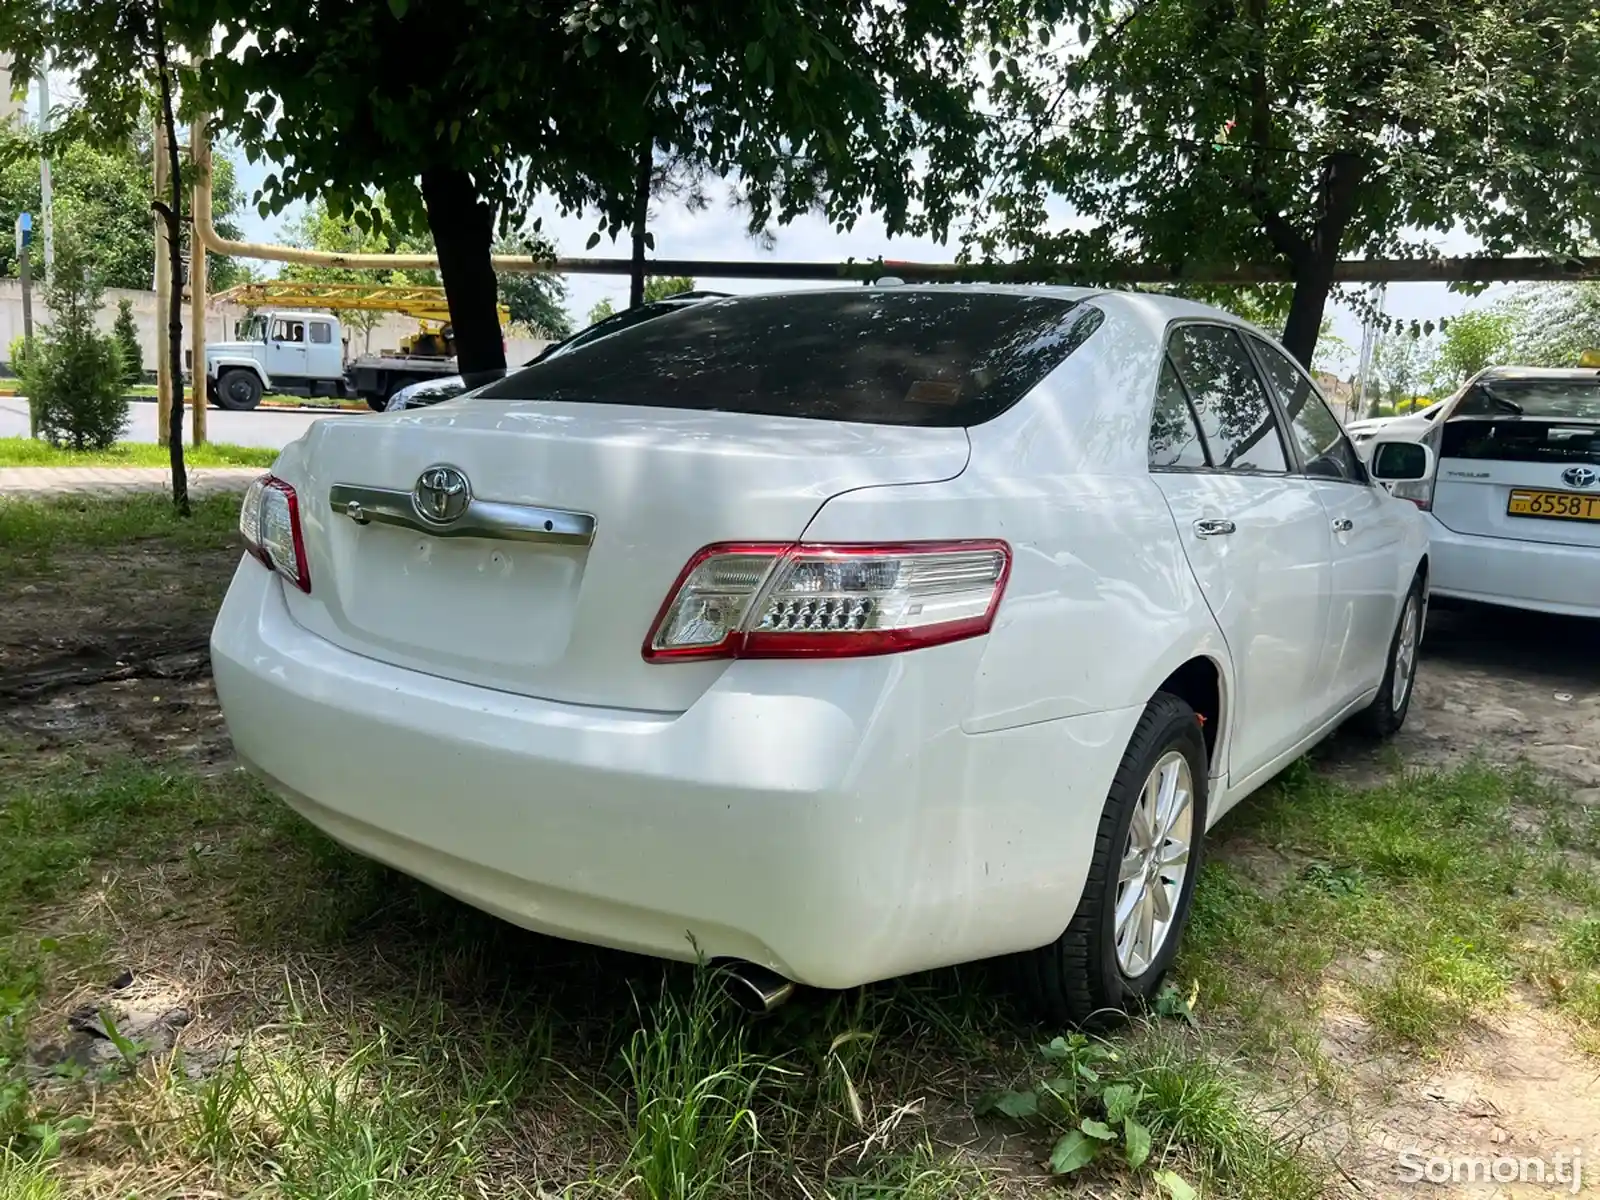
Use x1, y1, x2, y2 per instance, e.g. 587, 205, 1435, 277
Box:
212, 287, 1430, 1023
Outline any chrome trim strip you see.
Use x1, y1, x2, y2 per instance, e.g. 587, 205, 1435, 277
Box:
329, 483, 596, 546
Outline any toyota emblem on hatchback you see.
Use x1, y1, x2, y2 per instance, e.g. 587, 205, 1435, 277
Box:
413, 465, 471, 523
1562, 465, 1598, 489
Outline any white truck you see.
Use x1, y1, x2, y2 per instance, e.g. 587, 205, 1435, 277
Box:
205, 310, 459, 411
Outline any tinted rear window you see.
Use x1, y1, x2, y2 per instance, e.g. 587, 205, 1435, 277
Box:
475, 290, 1102, 427
1442, 418, 1599, 465
1456, 378, 1600, 420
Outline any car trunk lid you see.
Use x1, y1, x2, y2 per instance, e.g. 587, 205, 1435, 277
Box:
276, 401, 970, 712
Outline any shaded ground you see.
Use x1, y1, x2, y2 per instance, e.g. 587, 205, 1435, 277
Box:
1, 505, 1596, 1199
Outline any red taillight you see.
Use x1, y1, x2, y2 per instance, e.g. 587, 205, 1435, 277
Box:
643, 540, 1011, 662
239, 474, 311, 593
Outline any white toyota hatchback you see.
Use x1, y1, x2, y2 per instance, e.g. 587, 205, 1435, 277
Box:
212, 287, 1430, 1022
1354, 366, 1600, 618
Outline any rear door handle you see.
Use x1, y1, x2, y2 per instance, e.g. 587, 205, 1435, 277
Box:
1193, 518, 1236, 538
1332, 517, 1354, 532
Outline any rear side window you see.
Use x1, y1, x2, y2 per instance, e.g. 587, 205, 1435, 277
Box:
477, 290, 1104, 427
310, 322, 333, 345
1167, 325, 1289, 473
1148, 358, 1209, 469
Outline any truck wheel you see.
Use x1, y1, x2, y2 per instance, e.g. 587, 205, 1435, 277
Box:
216, 369, 263, 411
365, 392, 389, 413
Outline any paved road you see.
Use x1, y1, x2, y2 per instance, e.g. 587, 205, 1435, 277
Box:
0, 396, 357, 449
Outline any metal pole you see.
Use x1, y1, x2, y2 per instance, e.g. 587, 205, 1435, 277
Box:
19, 239, 34, 437
189, 117, 208, 445
37, 68, 52, 281
153, 117, 173, 447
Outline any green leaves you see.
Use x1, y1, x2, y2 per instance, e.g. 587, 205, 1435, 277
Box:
1080, 1115, 1117, 1142
386, 0, 408, 17
1049, 1129, 1097, 1173
1123, 1118, 1153, 1169
979, 1033, 1176, 1185
975, 1089, 1040, 1119
1154, 1168, 1199, 1199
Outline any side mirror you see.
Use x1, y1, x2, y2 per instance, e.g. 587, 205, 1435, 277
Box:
1370, 439, 1434, 482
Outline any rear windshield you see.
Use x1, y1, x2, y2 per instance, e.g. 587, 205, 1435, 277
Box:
475, 290, 1103, 427
1456, 378, 1600, 420
1442, 418, 1600, 465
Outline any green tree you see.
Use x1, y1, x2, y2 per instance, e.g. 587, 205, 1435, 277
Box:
0, 134, 149, 289
1505, 284, 1600, 368
280, 198, 436, 352
979, 0, 1600, 367
0, 127, 249, 293
1432, 309, 1514, 389
0, 0, 213, 511
24, 234, 128, 450
188, 0, 1040, 380
643, 276, 697, 303
494, 235, 572, 338
112, 297, 144, 383
587, 299, 617, 326
1371, 331, 1435, 415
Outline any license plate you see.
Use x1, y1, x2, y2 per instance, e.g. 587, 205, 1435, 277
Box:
1506, 488, 1600, 522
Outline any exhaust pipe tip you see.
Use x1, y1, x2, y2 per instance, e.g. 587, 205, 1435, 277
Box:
720, 961, 796, 1014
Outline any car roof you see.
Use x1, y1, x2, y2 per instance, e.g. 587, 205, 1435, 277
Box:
1471, 366, 1600, 382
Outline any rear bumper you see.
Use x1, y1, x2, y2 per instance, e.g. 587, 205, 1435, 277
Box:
211, 560, 1139, 988
1427, 515, 1600, 618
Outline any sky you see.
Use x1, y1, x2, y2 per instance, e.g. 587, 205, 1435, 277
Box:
233, 151, 1504, 380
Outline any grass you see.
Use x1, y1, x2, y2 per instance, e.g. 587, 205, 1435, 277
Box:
0, 494, 240, 575
1180, 758, 1600, 1054
0, 437, 278, 469
0, 758, 1333, 1200
0, 509, 1593, 1200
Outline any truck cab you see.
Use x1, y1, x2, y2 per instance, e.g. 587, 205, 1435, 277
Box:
206, 310, 347, 410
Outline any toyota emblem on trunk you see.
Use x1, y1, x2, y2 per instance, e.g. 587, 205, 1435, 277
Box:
413, 465, 471, 523
1562, 465, 1598, 489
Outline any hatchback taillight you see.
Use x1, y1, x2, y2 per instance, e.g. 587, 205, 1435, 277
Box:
643, 541, 1011, 661
239, 474, 311, 593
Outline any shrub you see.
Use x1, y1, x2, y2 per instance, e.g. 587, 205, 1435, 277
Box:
22, 236, 127, 451
5, 335, 29, 380
112, 297, 143, 384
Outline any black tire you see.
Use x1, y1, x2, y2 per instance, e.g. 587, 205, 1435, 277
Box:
215, 369, 263, 411
1352, 573, 1425, 739
366, 392, 389, 413
1018, 693, 1209, 1027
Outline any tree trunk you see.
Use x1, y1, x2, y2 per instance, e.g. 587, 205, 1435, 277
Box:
1279, 267, 1334, 370
1279, 152, 1367, 369
629, 136, 652, 309
420, 167, 504, 382
151, 4, 188, 517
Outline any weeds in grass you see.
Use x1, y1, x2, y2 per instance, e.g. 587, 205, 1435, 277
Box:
613, 968, 779, 1200
977, 1025, 1322, 1200
0, 1150, 58, 1200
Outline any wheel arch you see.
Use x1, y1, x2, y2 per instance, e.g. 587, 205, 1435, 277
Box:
1147, 649, 1231, 773
214, 359, 270, 388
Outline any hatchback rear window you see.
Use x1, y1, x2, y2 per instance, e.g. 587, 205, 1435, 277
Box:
1455, 378, 1600, 421
475, 290, 1102, 427
1442, 418, 1600, 465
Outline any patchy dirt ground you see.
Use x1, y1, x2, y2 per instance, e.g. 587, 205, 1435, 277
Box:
4, 538, 1598, 1198
0, 543, 237, 764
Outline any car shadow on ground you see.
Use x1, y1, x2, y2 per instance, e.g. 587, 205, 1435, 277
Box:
1421, 600, 1600, 688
